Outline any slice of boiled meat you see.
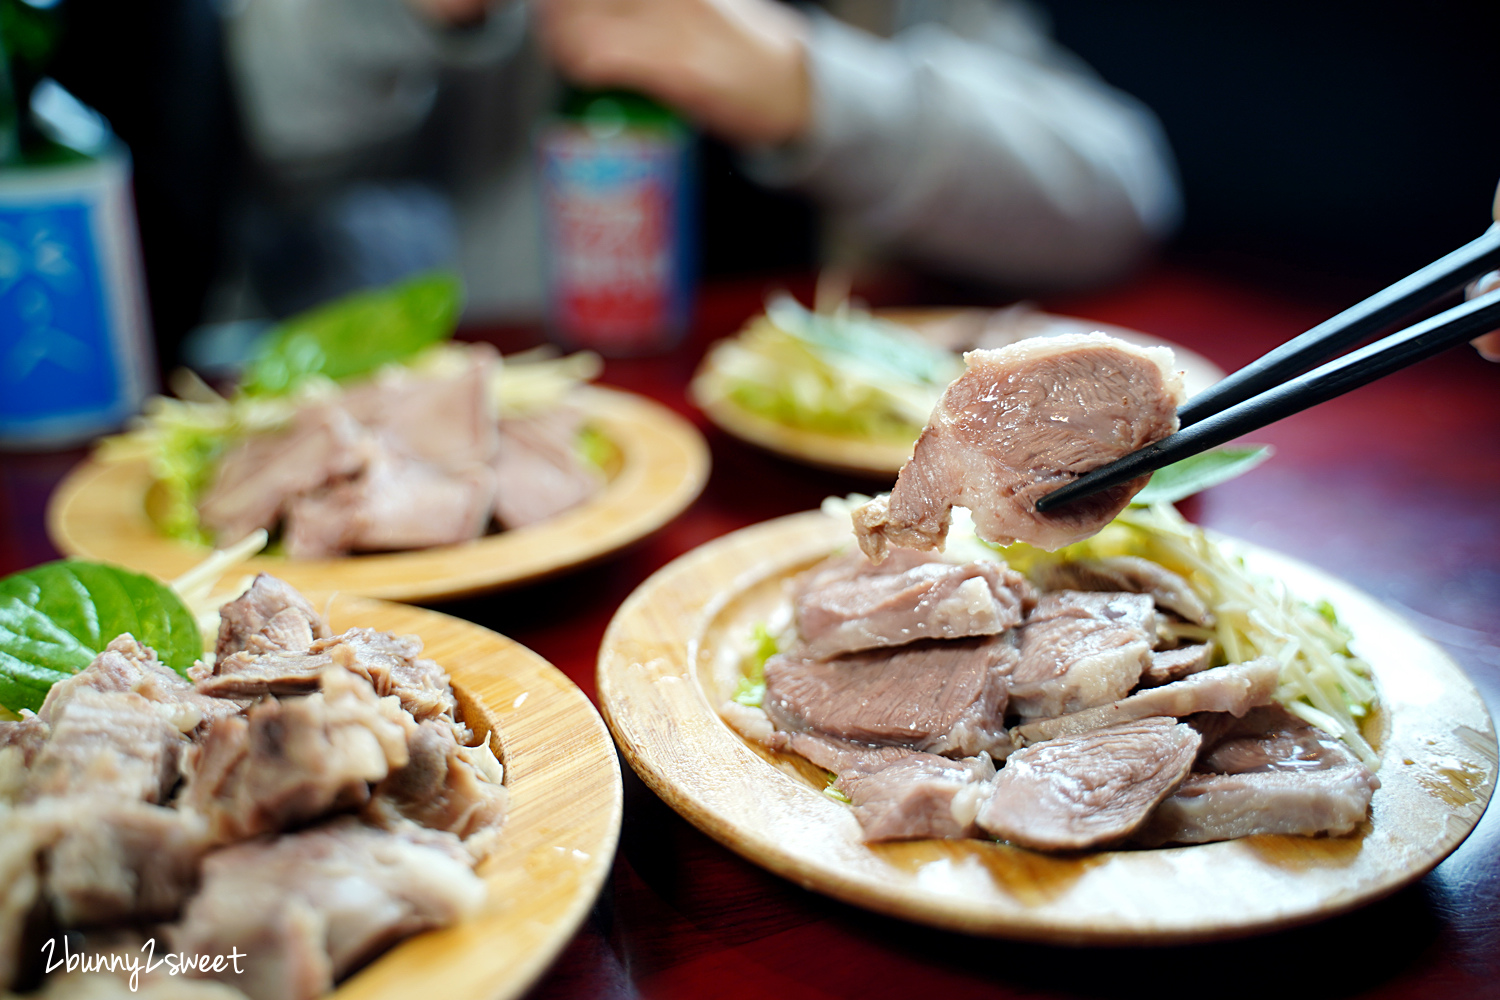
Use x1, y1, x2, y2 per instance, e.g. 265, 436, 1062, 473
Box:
282, 447, 495, 558
834, 753, 995, 842
763, 634, 1017, 759
793, 548, 1034, 659
198, 403, 369, 547
766, 730, 928, 774
1038, 556, 1214, 626
852, 333, 1185, 560
1008, 591, 1156, 718
1013, 656, 1280, 745
976, 716, 1200, 851
1136, 708, 1378, 846
337, 342, 501, 472
1140, 642, 1216, 687
492, 406, 605, 530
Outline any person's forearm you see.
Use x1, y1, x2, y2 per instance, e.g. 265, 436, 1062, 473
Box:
747, 17, 1182, 290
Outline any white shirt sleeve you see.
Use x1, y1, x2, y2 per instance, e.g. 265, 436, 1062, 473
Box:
744, 10, 1182, 290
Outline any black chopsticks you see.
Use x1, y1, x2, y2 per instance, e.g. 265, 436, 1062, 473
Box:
1032, 254, 1500, 514
1177, 223, 1500, 428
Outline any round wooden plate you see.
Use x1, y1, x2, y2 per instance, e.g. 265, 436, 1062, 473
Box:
46, 385, 710, 603
319, 593, 620, 1000
596, 510, 1498, 945
692, 309, 1227, 479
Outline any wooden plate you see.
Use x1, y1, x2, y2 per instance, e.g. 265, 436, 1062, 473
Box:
693, 309, 1226, 479
46, 385, 710, 602
596, 510, 1498, 945
320, 593, 620, 1000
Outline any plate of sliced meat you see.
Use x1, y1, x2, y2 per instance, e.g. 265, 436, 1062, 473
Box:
597, 508, 1496, 943
46, 384, 710, 602
1, 573, 621, 998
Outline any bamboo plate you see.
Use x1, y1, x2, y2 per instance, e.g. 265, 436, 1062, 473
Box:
319, 593, 620, 1000
46, 385, 710, 602
692, 309, 1226, 479
596, 510, 1497, 945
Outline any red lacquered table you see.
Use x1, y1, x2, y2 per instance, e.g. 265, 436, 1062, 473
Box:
2, 265, 1497, 1000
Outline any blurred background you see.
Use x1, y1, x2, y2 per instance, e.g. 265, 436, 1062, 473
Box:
10, 0, 1500, 372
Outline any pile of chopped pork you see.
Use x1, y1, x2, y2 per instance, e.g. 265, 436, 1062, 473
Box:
0, 575, 507, 999
724, 332, 1378, 849
198, 343, 604, 557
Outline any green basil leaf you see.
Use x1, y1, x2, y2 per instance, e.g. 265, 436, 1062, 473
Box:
240, 271, 464, 397
0, 561, 202, 713
1131, 445, 1273, 506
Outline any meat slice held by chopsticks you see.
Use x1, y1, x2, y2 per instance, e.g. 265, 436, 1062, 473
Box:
854, 333, 1186, 559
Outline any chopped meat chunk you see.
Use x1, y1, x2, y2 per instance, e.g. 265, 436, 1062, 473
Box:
49, 637, 239, 738
852, 333, 1185, 559
37, 799, 213, 926
834, 753, 995, 842
976, 716, 1200, 851
1038, 556, 1215, 626
170, 820, 484, 1000
197, 627, 460, 731
365, 721, 508, 846
1013, 656, 1280, 745
0, 809, 43, 989
1008, 591, 1156, 718
215, 573, 331, 659
180, 668, 413, 842
792, 549, 1034, 659
764, 634, 1017, 759
492, 406, 605, 530
24, 689, 184, 805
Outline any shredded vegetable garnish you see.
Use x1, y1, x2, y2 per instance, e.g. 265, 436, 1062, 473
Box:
731, 623, 781, 708
171, 528, 271, 639
691, 295, 963, 441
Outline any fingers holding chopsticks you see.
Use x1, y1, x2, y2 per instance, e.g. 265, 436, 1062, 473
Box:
1467, 270, 1500, 361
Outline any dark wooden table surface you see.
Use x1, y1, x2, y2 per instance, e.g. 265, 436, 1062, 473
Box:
3, 264, 1498, 999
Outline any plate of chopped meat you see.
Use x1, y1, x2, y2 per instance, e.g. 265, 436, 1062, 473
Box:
689, 298, 1224, 479
600, 331, 1495, 943
47, 382, 710, 602
0, 568, 621, 998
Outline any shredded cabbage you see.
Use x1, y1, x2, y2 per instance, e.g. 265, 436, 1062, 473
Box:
731, 623, 781, 708
691, 296, 963, 440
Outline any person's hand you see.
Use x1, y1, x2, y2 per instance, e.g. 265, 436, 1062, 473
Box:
535, 0, 812, 147
1468, 270, 1500, 361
